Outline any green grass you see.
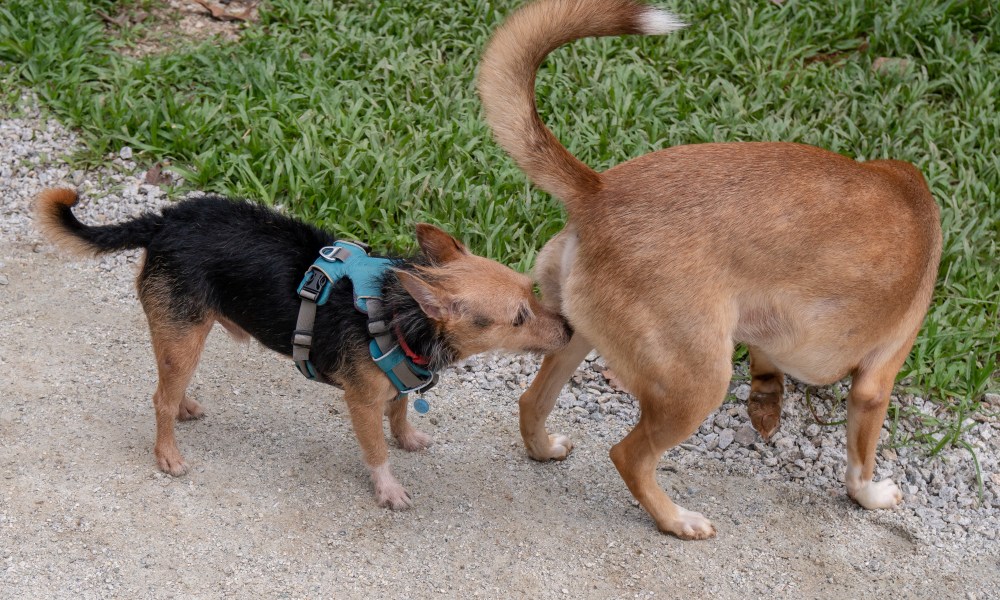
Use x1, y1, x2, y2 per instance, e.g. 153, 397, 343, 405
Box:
1, 0, 997, 441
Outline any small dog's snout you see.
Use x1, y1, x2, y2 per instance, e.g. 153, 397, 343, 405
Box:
561, 317, 574, 341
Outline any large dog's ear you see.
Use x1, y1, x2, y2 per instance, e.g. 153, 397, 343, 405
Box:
394, 269, 461, 321
415, 223, 469, 264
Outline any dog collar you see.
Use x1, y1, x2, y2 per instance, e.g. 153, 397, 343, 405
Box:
292, 242, 439, 404
394, 324, 430, 366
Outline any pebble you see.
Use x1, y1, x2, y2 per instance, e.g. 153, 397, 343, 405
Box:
734, 425, 756, 446
717, 429, 735, 450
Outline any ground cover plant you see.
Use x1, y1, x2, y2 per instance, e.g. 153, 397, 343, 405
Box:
1, 0, 996, 451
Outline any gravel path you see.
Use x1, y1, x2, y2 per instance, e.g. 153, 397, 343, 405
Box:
2, 96, 999, 598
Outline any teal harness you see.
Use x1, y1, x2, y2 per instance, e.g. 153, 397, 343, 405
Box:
292, 241, 438, 411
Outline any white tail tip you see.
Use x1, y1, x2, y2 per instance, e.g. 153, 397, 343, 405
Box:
639, 8, 687, 35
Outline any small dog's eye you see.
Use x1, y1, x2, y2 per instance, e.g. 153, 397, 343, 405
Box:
513, 305, 530, 327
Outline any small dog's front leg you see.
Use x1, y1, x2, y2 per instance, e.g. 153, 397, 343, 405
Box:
177, 395, 205, 421
387, 398, 432, 451
344, 382, 413, 510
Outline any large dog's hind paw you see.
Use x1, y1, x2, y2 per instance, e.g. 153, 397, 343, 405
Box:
850, 478, 903, 509
155, 445, 189, 476
375, 480, 413, 510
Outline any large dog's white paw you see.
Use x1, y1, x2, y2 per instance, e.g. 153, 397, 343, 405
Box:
527, 434, 574, 461
850, 478, 903, 510
375, 482, 413, 510
660, 507, 716, 540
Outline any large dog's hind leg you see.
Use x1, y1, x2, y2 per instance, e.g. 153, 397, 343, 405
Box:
609, 343, 731, 539
747, 345, 785, 440
518, 333, 592, 461
845, 336, 916, 509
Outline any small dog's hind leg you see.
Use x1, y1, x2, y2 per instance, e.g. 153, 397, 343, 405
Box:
147, 319, 213, 476
387, 397, 432, 451
747, 346, 785, 440
176, 318, 250, 421
518, 333, 592, 461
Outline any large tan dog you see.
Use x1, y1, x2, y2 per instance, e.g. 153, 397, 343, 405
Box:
478, 0, 942, 539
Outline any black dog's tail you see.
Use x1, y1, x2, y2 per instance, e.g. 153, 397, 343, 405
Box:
34, 188, 163, 256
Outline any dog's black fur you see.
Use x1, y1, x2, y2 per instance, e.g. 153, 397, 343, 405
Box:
48, 195, 455, 386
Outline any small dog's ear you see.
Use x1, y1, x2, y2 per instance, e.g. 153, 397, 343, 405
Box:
415, 223, 469, 264
395, 269, 455, 321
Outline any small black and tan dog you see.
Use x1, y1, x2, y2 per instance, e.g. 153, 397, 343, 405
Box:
35, 188, 571, 509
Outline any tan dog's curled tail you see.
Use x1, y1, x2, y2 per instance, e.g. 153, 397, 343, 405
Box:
477, 0, 684, 211
34, 187, 162, 256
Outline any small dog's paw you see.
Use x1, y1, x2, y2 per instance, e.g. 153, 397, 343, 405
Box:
155, 448, 189, 476
177, 396, 205, 421
850, 478, 902, 510
370, 464, 413, 510
660, 507, 716, 540
375, 481, 413, 510
527, 434, 574, 461
396, 428, 433, 452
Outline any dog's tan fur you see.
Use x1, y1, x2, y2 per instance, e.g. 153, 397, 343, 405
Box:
35, 188, 571, 510
478, 0, 942, 538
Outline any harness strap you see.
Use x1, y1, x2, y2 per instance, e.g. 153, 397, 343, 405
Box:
291, 244, 356, 381
292, 243, 439, 400
367, 298, 439, 396
292, 298, 318, 379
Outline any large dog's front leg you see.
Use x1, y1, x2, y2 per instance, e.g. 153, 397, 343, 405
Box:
343, 377, 412, 510
518, 333, 592, 461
